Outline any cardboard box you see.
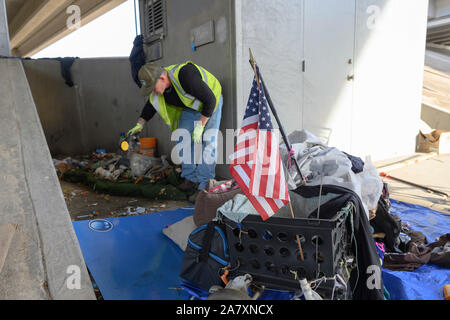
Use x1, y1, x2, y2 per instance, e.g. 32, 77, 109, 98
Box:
417, 129, 450, 154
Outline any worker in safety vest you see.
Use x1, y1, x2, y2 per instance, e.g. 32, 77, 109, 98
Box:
128, 62, 223, 202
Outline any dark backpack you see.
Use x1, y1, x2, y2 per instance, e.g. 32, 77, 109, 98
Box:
179, 221, 230, 291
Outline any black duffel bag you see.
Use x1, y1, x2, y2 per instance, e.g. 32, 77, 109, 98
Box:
179, 221, 230, 291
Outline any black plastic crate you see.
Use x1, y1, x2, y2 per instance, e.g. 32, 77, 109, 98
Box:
221, 203, 352, 294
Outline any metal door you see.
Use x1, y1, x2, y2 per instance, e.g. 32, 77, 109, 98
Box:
302, 0, 356, 152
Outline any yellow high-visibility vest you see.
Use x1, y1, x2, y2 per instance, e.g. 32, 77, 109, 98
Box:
149, 61, 222, 131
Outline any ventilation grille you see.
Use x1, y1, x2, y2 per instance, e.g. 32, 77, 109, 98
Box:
144, 0, 166, 42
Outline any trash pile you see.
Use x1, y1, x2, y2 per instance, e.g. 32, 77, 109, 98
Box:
53, 149, 192, 201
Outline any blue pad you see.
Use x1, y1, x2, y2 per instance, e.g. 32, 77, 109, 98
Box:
73, 208, 194, 300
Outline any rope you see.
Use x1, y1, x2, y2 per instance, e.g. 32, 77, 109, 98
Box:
338, 202, 359, 295
314, 174, 324, 277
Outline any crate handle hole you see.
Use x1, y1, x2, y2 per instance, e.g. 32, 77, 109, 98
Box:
280, 247, 290, 257
290, 266, 307, 279
249, 244, 259, 254
281, 265, 290, 275
265, 261, 277, 272
295, 234, 306, 244
250, 259, 261, 269
264, 246, 275, 256
311, 235, 324, 246
248, 229, 258, 238
262, 230, 273, 240
277, 232, 288, 242
235, 243, 244, 252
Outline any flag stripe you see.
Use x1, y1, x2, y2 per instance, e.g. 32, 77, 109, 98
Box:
229, 74, 290, 220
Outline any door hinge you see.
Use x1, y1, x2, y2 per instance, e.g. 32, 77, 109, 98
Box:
302, 60, 305, 72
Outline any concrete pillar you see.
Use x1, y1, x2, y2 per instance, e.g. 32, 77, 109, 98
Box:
0, 0, 10, 56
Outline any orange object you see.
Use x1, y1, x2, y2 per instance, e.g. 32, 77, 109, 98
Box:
139, 137, 157, 157
134, 177, 143, 184
444, 285, 450, 300
220, 269, 230, 285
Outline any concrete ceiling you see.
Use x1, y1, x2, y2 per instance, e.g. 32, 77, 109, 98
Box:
428, 0, 450, 48
5, 0, 126, 57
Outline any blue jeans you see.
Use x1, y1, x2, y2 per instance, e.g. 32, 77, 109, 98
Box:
177, 96, 223, 190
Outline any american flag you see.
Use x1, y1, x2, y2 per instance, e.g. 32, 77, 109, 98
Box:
229, 73, 290, 220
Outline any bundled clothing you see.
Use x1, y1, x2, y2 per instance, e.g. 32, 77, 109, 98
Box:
279, 130, 383, 220
129, 35, 146, 88
383, 233, 450, 271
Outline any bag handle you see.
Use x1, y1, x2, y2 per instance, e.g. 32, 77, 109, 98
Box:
198, 221, 216, 262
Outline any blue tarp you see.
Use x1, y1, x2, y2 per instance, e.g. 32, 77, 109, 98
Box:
73, 200, 449, 300
382, 199, 450, 300
73, 207, 194, 300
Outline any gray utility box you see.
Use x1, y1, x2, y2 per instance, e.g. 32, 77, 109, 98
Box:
139, 0, 429, 178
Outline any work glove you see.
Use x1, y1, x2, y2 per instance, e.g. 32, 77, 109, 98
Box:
127, 123, 144, 136
192, 124, 205, 144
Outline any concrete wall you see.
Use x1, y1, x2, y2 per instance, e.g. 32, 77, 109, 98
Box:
23, 57, 173, 158
421, 103, 450, 130
425, 48, 450, 73
23, 59, 84, 156
0, 58, 95, 299
235, 0, 304, 139
429, 0, 450, 18
0, 0, 10, 56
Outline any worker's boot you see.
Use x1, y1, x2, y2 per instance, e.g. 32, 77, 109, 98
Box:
177, 179, 199, 192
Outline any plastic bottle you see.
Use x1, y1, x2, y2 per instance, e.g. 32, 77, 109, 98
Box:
299, 278, 323, 300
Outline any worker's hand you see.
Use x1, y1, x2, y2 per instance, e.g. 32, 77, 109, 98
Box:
192, 124, 205, 144
127, 123, 144, 136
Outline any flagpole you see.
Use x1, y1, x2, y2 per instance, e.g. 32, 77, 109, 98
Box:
248, 49, 307, 186
249, 49, 305, 261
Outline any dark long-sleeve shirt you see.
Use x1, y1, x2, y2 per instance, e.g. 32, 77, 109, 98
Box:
140, 63, 217, 121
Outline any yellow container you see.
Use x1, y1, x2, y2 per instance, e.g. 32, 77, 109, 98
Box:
444, 285, 450, 300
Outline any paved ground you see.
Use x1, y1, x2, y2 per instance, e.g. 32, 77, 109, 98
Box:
375, 153, 450, 214
60, 180, 191, 222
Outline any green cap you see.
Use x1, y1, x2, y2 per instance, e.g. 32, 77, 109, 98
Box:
138, 62, 163, 96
